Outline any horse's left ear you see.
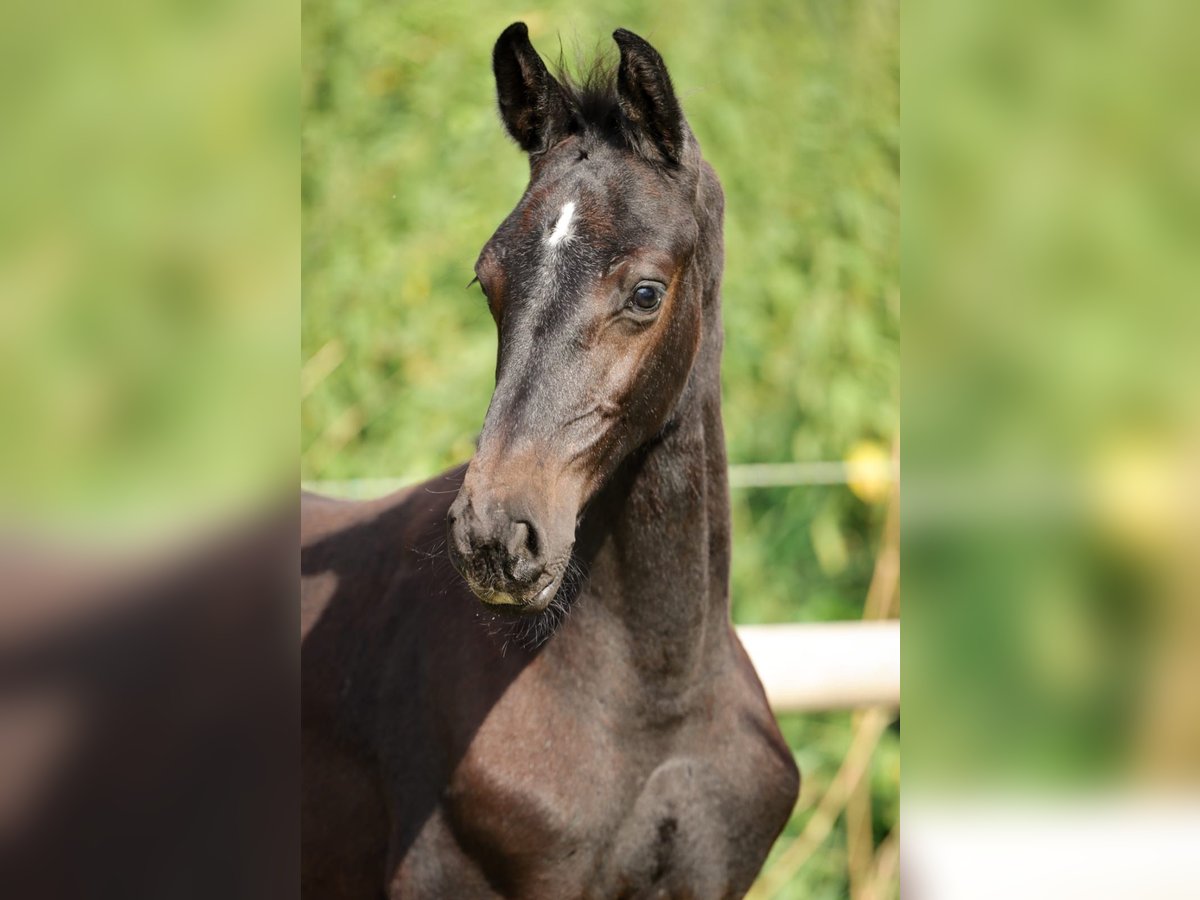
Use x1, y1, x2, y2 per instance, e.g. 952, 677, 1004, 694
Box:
493, 22, 569, 154
612, 29, 687, 166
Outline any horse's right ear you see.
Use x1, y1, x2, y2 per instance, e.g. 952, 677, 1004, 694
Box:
493, 22, 568, 154
612, 29, 687, 166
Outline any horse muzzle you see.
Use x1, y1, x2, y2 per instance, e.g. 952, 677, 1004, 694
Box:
446, 485, 572, 614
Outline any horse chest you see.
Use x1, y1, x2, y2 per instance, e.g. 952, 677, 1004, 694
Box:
432, 711, 791, 900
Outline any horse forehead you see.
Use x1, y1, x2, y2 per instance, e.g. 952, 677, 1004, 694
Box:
504, 187, 613, 268
525, 178, 602, 232
528, 154, 651, 221
498, 162, 665, 281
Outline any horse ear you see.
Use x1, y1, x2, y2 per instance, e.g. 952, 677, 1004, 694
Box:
612, 29, 686, 166
493, 22, 568, 154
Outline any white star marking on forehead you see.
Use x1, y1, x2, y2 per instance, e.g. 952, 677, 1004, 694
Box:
547, 201, 576, 248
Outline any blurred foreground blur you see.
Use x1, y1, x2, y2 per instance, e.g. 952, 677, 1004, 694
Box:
905, 0, 1200, 894
1, 0, 296, 896
0, 513, 296, 898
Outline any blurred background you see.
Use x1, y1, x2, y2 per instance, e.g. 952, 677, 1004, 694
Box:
0, 0, 296, 534
904, 0, 1200, 789
302, 1, 899, 898
1, 0, 296, 895
904, 0, 1200, 896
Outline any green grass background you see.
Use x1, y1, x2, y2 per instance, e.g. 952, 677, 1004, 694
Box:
303, 1, 898, 896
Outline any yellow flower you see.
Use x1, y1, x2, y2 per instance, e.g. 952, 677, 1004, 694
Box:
846, 440, 893, 505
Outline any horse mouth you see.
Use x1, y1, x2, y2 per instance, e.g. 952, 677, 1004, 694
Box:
470, 567, 565, 615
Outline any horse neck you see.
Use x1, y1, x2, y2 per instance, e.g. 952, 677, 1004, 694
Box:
570, 170, 729, 691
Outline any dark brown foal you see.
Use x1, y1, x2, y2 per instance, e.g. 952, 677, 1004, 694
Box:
302, 23, 798, 899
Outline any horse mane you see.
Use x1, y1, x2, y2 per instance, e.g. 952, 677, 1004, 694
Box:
552, 52, 623, 139
548, 45, 691, 167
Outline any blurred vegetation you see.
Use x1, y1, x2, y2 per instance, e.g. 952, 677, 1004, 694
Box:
302, 0, 898, 896
904, 0, 1200, 795
0, 0, 296, 532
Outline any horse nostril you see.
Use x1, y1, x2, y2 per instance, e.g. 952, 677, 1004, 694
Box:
507, 519, 540, 563
446, 501, 474, 557
446, 495, 468, 534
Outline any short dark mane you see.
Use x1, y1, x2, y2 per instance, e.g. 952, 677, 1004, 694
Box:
552, 54, 622, 139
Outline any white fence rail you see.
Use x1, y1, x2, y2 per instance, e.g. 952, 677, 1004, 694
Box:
737, 621, 900, 713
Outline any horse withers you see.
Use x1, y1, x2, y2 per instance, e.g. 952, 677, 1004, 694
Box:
302, 23, 799, 899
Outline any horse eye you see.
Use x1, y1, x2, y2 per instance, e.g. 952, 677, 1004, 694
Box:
630, 283, 664, 312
